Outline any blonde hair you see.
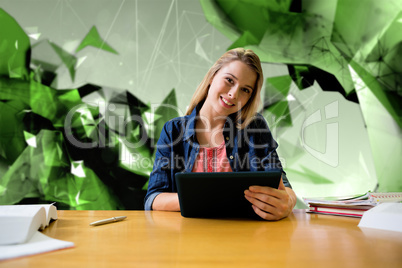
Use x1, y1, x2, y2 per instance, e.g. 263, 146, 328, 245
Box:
185, 48, 263, 129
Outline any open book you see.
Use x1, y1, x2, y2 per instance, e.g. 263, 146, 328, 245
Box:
0, 204, 74, 261
0, 204, 58, 245
303, 192, 402, 217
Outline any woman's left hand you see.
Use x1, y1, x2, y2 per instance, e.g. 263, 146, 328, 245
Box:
244, 178, 296, 221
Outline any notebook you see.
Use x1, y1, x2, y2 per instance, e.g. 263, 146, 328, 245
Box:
175, 170, 281, 218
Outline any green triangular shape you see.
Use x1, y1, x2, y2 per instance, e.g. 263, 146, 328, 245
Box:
349, 60, 401, 128
264, 75, 292, 106
264, 100, 292, 127
228, 31, 260, 50
49, 42, 77, 81
76, 26, 118, 54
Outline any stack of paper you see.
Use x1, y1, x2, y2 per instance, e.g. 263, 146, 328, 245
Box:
303, 192, 402, 217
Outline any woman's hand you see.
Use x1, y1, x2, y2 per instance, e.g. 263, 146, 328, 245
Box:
244, 178, 296, 220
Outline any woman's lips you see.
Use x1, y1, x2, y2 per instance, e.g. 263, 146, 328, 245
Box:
220, 96, 234, 107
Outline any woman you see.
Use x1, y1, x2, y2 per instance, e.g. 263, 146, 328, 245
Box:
145, 48, 296, 220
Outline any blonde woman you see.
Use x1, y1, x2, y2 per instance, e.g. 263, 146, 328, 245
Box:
145, 48, 296, 220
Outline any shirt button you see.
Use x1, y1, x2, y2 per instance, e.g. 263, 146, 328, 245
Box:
229, 155, 233, 160
226, 137, 229, 141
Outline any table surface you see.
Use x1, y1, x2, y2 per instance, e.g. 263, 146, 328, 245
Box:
2, 210, 402, 267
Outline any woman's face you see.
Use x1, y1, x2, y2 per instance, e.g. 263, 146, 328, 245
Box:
205, 60, 257, 117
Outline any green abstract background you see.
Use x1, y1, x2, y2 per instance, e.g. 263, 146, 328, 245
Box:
0, 0, 401, 210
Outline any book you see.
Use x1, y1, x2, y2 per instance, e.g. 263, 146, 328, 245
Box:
308, 205, 370, 217
0, 204, 58, 245
303, 192, 402, 218
0, 204, 74, 261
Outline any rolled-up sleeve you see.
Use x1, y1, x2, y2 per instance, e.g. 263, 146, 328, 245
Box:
144, 192, 160, 211
144, 122, 173, 210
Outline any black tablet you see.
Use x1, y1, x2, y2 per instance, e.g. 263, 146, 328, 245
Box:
175, 170, 281, 218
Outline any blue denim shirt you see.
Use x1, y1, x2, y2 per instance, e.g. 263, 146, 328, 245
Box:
144, 104, 291, 210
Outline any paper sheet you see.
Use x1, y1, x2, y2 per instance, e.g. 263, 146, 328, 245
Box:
0, 231, 74, 260
358, 203, 402, 233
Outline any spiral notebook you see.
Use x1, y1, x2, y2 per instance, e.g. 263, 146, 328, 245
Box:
367, 192, 402, 203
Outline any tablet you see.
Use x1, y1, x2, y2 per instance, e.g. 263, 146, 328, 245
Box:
175, 170, 281, 218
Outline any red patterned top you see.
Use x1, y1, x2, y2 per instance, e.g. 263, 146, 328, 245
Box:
192, 141, 233, 172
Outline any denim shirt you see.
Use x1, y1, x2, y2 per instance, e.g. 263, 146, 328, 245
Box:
144, 104, 291, 210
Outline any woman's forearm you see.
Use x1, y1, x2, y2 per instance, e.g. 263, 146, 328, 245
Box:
152, 193, 180, 211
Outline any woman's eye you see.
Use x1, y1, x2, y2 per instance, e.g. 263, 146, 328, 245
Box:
242, 88, 250, 93
226, 78, 233, 84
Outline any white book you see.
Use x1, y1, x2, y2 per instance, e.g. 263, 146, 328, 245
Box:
0, 204, 58, 245
0, 204, 74, 260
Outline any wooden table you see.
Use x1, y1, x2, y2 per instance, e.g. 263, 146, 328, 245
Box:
2, 210, 402, 267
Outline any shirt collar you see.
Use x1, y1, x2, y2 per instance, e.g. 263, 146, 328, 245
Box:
183, 102, 201, 141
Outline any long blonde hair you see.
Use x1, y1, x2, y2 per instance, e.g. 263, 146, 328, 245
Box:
185, 48, 263, 129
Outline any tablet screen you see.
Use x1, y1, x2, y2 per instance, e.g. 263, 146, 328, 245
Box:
175, 170, 281, 218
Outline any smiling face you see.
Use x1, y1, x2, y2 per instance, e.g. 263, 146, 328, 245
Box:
203, 60, 257, 118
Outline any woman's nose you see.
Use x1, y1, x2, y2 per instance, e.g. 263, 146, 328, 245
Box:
228, 86, 239, 99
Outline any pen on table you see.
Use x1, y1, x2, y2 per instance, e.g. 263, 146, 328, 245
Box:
89, 216, 127, 226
